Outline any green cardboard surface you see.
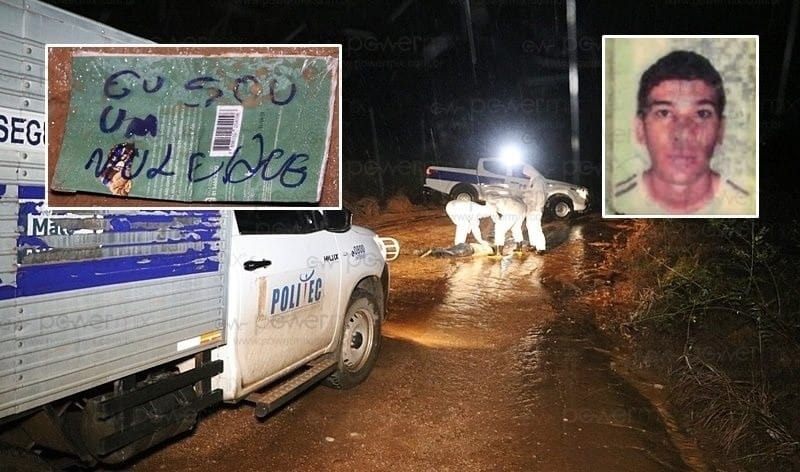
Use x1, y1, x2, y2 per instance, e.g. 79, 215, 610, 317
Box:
51, 54, 336, 203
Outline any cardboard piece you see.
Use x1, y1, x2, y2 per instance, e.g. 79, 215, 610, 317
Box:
51, 53, 337, 203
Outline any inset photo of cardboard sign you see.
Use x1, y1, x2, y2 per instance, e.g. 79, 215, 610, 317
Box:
47, 44, 341, 209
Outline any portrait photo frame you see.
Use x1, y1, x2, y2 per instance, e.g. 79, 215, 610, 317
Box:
602, 35, 759, 218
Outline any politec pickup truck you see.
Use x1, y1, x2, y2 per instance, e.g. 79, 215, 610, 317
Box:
424, 158, 590, 219
1, 207, 391, 467
0, 0, 392, 467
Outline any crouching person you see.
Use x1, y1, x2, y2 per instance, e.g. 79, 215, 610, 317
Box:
445, 199, 496, 247
486, 195, 527, 256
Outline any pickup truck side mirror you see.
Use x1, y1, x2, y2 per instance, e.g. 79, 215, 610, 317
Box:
324, 208, 352, 233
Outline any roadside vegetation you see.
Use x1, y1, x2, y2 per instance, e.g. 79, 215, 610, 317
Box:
615, 217, 800, 470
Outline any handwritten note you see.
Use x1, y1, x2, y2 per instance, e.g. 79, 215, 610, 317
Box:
51, 53, 337, 203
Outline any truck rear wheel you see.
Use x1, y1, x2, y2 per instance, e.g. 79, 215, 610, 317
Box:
324, 290, 381, 390
450, 184, 478, 202
546, 195, 573, 220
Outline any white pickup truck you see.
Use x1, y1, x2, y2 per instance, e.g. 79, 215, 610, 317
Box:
424, 158, 590, 219
0, 207, 392, 467
0, 1, 393, 468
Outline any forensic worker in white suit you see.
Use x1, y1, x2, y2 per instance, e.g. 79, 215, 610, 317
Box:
485, 195, 527, 256
521, 164, 548, 252
445, 200, 497, 246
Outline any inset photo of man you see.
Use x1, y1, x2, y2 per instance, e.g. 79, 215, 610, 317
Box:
603, 36, 758, 218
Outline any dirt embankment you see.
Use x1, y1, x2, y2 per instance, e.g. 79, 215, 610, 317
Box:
573, 219, 800, 472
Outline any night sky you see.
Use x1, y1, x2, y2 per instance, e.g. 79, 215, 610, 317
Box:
44, 0, 799, 205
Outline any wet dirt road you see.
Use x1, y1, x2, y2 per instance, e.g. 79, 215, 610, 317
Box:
130, 210, 705, 472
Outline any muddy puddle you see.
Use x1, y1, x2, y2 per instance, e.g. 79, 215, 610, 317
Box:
384, 216, 708, 471
513, 315, 698, 471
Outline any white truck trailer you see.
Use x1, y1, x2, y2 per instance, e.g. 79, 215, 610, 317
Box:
0, 1, 391, 467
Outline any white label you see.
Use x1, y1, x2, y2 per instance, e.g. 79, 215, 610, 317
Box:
177, 336, 201, 351
209, 105, 243, 157
0, 107, 45, 151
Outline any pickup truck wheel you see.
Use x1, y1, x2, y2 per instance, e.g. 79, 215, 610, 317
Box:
547, 196, 573, 220
324, 290, 381, 389
450, 185, 477, 202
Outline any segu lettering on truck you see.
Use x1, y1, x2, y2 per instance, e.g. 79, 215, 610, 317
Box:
0, 108, 45, 149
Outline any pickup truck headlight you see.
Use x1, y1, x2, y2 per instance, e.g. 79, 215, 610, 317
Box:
576, 187, 588, 201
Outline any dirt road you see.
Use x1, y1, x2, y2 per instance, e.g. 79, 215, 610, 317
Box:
129, 209, 707, 471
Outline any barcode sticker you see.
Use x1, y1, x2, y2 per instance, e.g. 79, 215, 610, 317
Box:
209, 105, 243, 156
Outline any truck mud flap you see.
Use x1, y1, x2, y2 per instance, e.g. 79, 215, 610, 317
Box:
247, 353, 337, 418
82, 359, 223, 463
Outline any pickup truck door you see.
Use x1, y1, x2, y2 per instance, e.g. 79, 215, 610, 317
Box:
478, 159, 528, 192
230, 211, 342, 389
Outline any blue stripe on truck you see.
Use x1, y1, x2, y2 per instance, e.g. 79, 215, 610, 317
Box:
0, 185, 222, 300
430, 169, 480, 184
19, 185, 44, 199
428, 169, 505, 185
15, 249, 219, 297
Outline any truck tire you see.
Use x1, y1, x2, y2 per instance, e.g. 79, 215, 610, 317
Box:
324, 289, 381, 390
450, 184, 478, 202
546, 195, 573, 220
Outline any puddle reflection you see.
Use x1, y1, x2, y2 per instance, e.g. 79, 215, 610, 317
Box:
384, 250, 550, 349
390, 221, 592, 345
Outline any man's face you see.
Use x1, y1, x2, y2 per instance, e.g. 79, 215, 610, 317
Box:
635, 79, 724, 185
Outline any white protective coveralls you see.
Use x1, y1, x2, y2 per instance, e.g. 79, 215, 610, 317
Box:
486, 195, 527, 251
445, 200, 496, 246
521, 164, 548, 251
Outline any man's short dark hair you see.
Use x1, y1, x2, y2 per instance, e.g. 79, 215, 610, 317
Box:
636, 50, 726, 117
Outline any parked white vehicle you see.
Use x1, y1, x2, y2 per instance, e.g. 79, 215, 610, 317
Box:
424, 158, 590, 219
1, 207, 391, 466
